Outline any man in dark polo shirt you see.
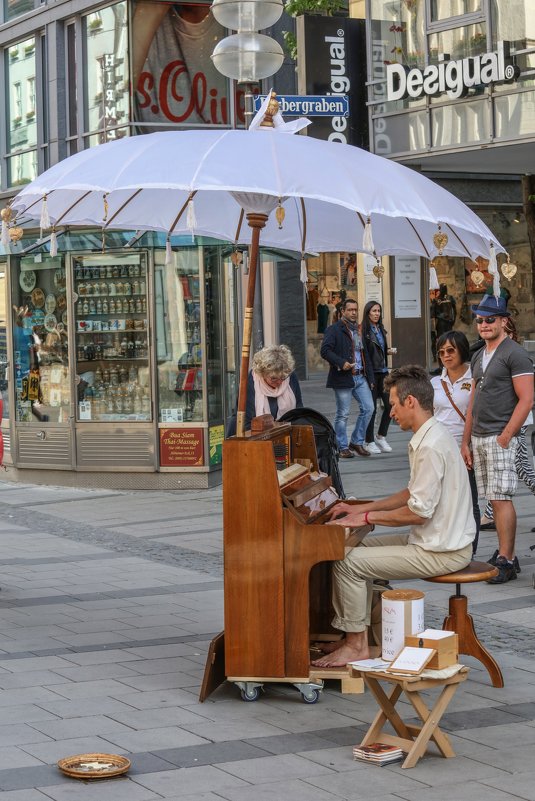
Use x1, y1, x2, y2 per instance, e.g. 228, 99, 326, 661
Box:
462, 295, 534, 583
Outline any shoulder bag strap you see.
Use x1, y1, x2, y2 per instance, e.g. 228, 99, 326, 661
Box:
440, 379, 466, 422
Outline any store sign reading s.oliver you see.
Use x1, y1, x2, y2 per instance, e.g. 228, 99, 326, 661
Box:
386, 41, 521, 102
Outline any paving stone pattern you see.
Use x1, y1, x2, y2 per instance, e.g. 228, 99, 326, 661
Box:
0, 376, 534, 799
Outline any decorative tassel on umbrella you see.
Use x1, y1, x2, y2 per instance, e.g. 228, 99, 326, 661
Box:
300, 255, 308, 286
186, 196, 196, 240
429, 261, 440, 290
40, 194, 50, 239
50, 228, 57, 257
165, 236, 173, 266
363, 216, 374, 253
488, 243, 501, 298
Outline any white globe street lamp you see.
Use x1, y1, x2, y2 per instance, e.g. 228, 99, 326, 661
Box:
211, 0, 284, 32
211, 32, 284, 82
210, 0, 284, 85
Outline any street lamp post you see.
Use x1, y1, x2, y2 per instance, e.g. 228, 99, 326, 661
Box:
211, 0, 285, 402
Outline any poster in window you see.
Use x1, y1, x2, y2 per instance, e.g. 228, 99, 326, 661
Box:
132, 1, 247, 128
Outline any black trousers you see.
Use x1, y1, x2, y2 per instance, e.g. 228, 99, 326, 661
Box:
366, 372, 391, 443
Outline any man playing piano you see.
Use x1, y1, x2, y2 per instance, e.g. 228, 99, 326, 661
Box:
312, 365, 475, 668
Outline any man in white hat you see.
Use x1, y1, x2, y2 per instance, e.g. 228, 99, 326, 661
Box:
461, 295, 534, 583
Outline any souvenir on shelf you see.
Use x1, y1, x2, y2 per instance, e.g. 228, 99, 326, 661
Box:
19, 270, 37, 292
73, 257, 151, 423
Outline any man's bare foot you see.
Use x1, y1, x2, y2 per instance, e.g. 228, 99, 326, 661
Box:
311, 642, 370, 668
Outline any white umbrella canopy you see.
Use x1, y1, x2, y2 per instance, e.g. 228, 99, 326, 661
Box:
10, 128, 502, 260
8, 127, 505, 435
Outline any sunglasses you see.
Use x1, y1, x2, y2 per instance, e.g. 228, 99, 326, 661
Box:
437, 346, 457, 356
475, 316, 499, 324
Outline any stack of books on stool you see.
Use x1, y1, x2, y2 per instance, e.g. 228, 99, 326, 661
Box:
353, 743, 405, 766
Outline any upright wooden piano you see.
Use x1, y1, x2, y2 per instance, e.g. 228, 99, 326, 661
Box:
200, 421, 370, 703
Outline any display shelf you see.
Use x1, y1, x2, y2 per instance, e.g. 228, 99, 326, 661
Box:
73, 255, 151, 422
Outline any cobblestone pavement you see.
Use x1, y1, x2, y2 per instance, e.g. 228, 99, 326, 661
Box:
0, 375, 534, 800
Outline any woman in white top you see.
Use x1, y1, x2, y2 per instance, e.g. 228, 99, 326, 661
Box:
431, 330, 480, 554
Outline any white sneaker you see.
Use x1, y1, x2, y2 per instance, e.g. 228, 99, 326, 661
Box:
376, 436, 392, 452
365, 441, 382, 454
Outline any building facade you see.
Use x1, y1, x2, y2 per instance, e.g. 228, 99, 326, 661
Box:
365, 0, 535, 362
0, 0, 301, 487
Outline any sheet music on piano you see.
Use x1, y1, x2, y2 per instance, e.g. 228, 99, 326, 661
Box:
279, 463, 371, 547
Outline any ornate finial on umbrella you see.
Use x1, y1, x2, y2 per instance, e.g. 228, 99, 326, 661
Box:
260, 91, 279, 128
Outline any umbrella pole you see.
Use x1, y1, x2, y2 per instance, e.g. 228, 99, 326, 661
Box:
236, 212, 268, 437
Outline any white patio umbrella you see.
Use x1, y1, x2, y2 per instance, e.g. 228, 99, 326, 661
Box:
7, 125, 505, 435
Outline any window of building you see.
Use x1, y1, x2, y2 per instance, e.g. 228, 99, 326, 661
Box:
4, 0, 34, 23
5, 37, 38, 187
430, 0, 480, 21
83, 2, 129, 146
428, 22, 487, 62
491, 1, 535, 75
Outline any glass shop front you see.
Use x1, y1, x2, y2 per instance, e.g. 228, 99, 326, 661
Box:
6, 234, 242, 488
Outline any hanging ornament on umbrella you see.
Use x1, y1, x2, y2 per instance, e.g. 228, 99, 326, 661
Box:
501, 254, 517, 281
433, 223, 448, 256
470, 268, 485, 287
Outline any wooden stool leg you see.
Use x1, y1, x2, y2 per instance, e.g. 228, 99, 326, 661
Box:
442, 592, 504, 689
405, 688, 455, 759
401, 684, 458, 769
360, 680, 410, 744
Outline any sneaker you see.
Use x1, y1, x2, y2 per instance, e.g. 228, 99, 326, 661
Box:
376, 436, 392, 452
339, 448, 355, 459
365, 441, 382, 454
488, 549, 520, 573
487, 555, 518, 584
480, 521, 496, 531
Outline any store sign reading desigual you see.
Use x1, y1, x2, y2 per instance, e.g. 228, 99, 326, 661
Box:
386, 41, 520, 102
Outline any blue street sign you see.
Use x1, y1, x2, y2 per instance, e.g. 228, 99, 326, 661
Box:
254, 95, 349, 118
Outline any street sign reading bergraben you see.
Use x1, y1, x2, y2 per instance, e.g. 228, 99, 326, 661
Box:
254, 94, 349, 117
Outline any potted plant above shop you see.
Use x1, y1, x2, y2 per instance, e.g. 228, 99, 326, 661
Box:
282, 0, 345, 60
9, 47, 19, 60
26, 109, 35, 120
13, 116, 22, 127
23, 42, 35, 56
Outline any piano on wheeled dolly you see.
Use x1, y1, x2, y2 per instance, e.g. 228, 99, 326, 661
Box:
200, 419, 371, 703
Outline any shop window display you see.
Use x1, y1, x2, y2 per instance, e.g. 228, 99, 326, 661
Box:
428, 208, 532, 365
12, 256, 70, 423
73, 253, 151, 421
155, 249, 203, 423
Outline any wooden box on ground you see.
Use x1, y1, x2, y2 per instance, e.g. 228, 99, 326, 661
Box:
405, 630, 458, 669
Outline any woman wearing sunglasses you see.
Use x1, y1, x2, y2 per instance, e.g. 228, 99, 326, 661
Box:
431, 330, 480, 554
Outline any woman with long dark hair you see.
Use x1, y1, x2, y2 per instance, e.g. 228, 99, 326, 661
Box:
361, 301, 395, 454
431, 330, 480, 554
